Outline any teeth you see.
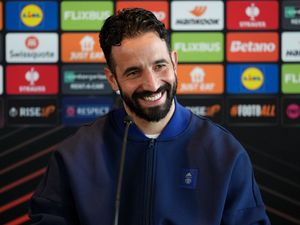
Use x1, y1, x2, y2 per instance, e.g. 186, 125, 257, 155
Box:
143, 92, 162, 101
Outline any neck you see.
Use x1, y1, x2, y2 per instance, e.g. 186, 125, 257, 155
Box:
124, 100, 175, 135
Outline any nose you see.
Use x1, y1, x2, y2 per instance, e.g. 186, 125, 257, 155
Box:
142, 69, 160, 92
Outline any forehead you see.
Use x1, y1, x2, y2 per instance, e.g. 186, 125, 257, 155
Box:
111, 32, 170, 67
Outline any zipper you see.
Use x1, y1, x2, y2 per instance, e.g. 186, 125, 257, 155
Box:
143, 138, 156, 225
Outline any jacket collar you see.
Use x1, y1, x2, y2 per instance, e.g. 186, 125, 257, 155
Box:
111, 98, 192, 141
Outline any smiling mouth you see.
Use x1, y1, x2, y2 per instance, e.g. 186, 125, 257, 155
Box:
143, 92, 162, 101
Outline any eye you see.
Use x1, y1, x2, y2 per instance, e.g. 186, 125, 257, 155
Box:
154, 64, 167, 71
125, 70, 139, 77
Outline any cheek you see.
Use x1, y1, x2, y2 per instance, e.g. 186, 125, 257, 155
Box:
119, 81, 138, 95
163, 70, 176, 83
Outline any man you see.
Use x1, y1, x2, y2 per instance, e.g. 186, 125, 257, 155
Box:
29, 8, 271, 225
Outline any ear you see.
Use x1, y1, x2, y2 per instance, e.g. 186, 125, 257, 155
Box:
170, 51, 178, 70
104, 67, 119, 91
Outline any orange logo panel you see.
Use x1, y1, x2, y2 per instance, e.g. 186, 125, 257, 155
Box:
0, 2, 3, 30
116, 1, 169, 29
177, 64, 224, 94
227, 32, 278, 62
61, 33, 105, 63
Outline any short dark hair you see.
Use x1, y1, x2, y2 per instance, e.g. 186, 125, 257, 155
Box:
99, 8, 169, 73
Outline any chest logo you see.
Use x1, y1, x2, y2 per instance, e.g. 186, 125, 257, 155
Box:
180, 168, 198, 189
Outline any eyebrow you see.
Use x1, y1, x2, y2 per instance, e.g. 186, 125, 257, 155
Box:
122, 58, 170, 76
154, 59, 169, 65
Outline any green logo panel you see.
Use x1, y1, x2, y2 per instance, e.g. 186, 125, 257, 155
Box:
171, 32, 224, 62
282, 64, 300, 94
61, 1, 113, 31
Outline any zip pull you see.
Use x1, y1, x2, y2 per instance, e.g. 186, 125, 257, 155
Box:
148, 138, 155, 149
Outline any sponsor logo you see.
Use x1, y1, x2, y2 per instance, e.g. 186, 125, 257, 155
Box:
177, 96, 223, 124
227, 97, 278, 125
6, 65, 58, 95
116, 1, 169, 29
282, 2, 300, 29
227, 1, 278, 30
172, 32, 223, 62
187, 104, 221, 118
230, 104, 275, 117
285, 6, 300, 19
171, 1, 223, 30
21, 4, 43, 27
241, 67, 264, 91
281, 32, 300, 62
6, 98, 58, 126
227, 64, 278, 94
282, 97, 300, 126
62, 97, 113, 126
6, 33, 58, 63
9, 105, 55, 118
227, 32, 278, 62
190, 6, 206, 17
230, 40, 275, 52
286, 104, 300, 119
61, 33, 105, 63
245, 4, 260, 21
65, 105, 109, 118
0, 66, 3, 94
61, 1, 113, 31
282, 64, 300, 94
25, 36, 39, 49
6, 2, 58, 30
62, 65, 112, 95
177, 64, 223, 94
0, 2, 3, 30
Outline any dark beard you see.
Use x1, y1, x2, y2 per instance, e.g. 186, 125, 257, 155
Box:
120, 79, 177, 122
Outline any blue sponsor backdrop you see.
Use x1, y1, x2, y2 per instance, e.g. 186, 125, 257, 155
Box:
226, 64, 279, 94
5, 1, 58, 31
62, 97, 113, 126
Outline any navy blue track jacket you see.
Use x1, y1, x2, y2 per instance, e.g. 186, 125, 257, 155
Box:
29, 101, 271, 225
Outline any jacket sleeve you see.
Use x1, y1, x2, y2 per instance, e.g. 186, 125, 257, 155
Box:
222, 152, 271, 225
28, 152, 80, 225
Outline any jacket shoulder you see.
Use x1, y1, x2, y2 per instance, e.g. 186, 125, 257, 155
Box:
56, 114, 110, 157
189, 113, 247, 161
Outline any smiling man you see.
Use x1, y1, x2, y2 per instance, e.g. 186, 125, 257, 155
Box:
100, 11, 179, 136
29, 8, 271, 225
103, 31, 177, 135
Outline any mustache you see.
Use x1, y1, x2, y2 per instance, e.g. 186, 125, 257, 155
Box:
132, 83, 171, 99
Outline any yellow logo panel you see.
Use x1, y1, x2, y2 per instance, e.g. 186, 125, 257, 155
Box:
20, 4, 43, 27
241, 67, 264, 90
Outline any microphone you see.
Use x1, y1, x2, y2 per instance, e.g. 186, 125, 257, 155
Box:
113, 115, 133, 225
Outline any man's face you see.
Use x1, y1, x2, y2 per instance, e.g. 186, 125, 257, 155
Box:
106, 32, 178, 122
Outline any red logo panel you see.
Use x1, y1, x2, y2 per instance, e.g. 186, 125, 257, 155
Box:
227, 32, 278, 62
227, 1, 278, 30
6, 65, 58, 95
